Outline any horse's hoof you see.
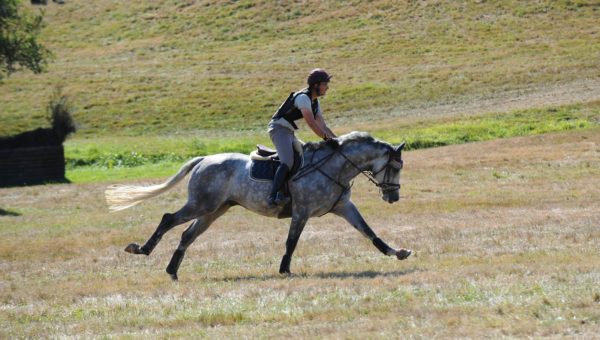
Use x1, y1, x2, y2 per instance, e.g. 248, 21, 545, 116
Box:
166, 267, 179, 281
396, 249, 412, 260
124, 243, 146, 255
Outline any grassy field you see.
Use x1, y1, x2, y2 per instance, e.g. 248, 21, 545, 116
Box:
1, 128, 599, 337
1, 0, 599, 137
63, 100, 599, 183
2, 0, 600, 337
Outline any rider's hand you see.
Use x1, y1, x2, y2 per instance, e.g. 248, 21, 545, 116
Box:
325, 137, 339, 149
323, 132, 336, 141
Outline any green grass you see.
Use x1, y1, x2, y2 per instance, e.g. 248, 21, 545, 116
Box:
65, 135, 272, 168
1, 0, 599, 137
377, 101, 600, 148
64, 101, 600, 183
66, 161, 182, 183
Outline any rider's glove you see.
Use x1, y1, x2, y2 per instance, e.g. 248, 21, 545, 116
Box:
325, 137, 339, 149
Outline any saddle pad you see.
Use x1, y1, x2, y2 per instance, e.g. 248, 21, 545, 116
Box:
250, 159, 280, 181
248, 151, 304, 182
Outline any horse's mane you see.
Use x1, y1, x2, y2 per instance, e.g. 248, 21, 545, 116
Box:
304, 131, 388, 152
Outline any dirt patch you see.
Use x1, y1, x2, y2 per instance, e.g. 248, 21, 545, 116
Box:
334, 78, 600, 128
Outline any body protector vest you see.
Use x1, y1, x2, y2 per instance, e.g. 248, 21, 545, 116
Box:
272, 88, 319, 130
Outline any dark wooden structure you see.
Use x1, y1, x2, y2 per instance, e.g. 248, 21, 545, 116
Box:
1, 94, 74, 187
0, 145, 66, 187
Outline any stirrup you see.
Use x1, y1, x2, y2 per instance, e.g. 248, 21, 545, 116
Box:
274, 192, 290, 206
267, 195, 277, 208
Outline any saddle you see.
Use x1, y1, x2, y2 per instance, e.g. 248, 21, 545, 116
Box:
255, 144, 277, 157
249, 144, 303, 181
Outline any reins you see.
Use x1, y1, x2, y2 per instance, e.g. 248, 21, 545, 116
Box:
293, 147, 353, 216
294, 148, 349, 191
293, 144, 402, 195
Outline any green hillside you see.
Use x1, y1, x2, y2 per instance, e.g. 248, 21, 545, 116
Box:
1, 0, 599, 137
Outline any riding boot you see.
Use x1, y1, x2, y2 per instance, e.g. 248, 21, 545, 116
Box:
268, 163, 291, 207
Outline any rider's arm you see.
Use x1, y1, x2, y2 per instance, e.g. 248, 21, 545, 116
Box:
301, 108, 328, 139
315, 111, 336, 139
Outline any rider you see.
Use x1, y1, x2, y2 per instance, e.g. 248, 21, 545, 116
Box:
267, 68, 337, 207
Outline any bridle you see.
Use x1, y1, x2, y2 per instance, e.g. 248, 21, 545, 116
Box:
337, 148, 403, 195
294, 144, 403, 195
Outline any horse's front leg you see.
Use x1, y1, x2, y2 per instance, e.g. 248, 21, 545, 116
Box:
279, 211, 309, 275
332, 201, 411, 260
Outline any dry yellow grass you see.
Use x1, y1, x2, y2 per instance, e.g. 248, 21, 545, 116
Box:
1, 128, 599, 338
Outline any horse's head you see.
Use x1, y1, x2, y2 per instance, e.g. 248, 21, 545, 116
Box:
371, 142, 405, 204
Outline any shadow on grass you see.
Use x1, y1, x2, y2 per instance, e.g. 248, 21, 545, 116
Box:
0, 177, 71, 188
0, 208, 21, 216
216, 268, 422, 282
311, 268, 422, 279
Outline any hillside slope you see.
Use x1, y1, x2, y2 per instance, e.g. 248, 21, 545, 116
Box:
1, 0, 599, 136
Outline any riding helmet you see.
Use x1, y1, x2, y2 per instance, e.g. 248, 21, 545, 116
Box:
307, 68, 332, 86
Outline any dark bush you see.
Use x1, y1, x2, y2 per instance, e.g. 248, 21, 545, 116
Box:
0, 88, 76, 149
47, 89, 76, 143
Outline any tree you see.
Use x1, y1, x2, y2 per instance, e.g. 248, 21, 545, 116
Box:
0, 0, 52, 80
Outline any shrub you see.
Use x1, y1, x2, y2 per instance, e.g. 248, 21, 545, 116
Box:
47, 87, 76, 143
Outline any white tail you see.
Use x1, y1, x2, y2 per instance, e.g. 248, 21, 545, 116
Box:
105, 157, 204, 212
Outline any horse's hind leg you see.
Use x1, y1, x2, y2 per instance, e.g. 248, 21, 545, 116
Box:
166, 204, 230, 280
125, 203, 199, 256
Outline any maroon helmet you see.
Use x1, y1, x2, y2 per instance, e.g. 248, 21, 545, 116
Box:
307, 68, 332, 86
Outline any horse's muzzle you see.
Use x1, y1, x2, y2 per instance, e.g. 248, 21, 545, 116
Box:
383, 191, 400, 204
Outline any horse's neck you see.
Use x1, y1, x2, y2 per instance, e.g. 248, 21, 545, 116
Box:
322, 143, 385, 183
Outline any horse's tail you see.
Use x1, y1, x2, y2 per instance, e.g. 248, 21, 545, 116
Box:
105, 156, 204, 212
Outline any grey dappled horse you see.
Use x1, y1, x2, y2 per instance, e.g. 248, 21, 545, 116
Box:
105, 132, 411, 280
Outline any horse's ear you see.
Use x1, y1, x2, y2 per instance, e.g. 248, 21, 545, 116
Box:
395, 142, 406, 153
